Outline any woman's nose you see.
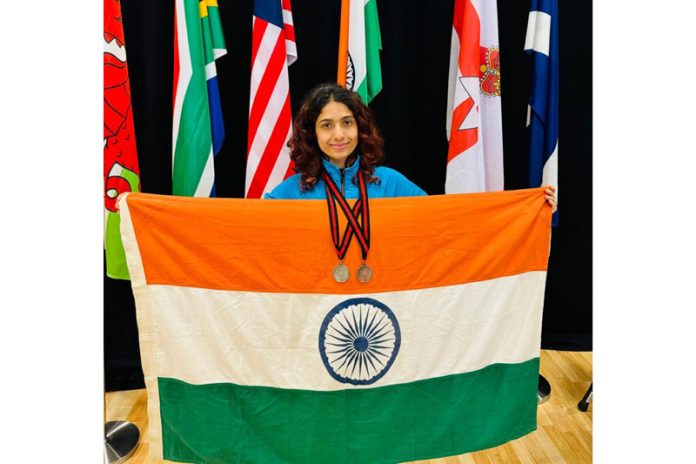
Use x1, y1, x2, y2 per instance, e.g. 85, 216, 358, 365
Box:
332, 127, 346, 140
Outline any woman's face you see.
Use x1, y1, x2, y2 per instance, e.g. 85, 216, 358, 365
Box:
315, 100, 358, 168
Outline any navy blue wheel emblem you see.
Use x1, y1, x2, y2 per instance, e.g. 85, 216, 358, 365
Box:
319, 298, 401, 385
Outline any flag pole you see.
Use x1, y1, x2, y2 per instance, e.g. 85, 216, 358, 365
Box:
538, 374, 551, 404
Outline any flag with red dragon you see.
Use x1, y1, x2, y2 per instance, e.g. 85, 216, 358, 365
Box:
104, 0, 141, 280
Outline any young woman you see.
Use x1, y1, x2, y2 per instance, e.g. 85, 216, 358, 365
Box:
265, 82, 557, 211
265, 83, 426, 199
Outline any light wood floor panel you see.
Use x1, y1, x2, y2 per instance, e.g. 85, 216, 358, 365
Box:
105, 350, 592, 463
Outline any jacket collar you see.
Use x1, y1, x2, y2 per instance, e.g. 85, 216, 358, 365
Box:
321, 154, 360, 181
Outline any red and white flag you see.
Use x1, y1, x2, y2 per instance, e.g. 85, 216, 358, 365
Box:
445, 0, 504, 193
245, 0, 298, 198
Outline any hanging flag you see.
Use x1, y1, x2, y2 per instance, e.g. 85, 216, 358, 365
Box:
118, 189, 551, 463
245, 0, 298, 199
445, 0, 504, 194
104, 0, 141, 280
337, 0, 382, 103
172, 0, 227, 197
525, 0, 559, 226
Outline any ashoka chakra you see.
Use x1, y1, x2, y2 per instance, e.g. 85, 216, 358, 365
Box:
318, 298, 401, 385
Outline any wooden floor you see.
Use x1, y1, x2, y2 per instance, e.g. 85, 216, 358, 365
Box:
105, 350, 592, 464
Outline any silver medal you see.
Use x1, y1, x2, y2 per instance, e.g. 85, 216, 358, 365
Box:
333, 263, 350, 283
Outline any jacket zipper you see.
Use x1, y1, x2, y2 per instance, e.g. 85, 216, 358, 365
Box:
340, 168, 345, 196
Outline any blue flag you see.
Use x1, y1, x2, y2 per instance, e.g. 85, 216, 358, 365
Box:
525, 0, 559, 226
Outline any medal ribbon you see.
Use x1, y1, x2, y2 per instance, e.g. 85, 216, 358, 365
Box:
322, 169, 370, 260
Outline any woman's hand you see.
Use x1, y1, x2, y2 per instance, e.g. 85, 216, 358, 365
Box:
544, 185, 557, 213
115, 192, 127, 212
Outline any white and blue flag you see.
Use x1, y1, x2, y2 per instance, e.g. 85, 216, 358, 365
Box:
525, 0, 559, 226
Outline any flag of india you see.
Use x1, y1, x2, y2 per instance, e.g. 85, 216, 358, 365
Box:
119, 189, 551, 463
338, 0, 382, 103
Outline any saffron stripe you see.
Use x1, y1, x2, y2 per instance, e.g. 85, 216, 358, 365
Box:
120, 189, 550, 293
336, 0, 350, 86
325, 184, 340, 247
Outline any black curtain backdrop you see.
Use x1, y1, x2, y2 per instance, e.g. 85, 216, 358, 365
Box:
105, 0, 592, 391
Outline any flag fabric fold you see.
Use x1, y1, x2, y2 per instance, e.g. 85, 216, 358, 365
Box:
445, 0, 504, 194
103, 0, 141, 280
337, 0, 383, 103
245, 0, 298, 199
172, 0, 227, 197
525, 0, 559, 226
119, 190, 551, 463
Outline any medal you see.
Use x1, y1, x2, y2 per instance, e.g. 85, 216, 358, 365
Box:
323, 168, 372, 284
356, 262, 372, 283
333, 262, 350, 283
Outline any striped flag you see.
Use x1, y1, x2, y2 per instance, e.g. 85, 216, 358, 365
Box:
119, 189, 551, 463
445, 0, 504, 194
337, 0, 383, 103
172, 0, 227, 197
245, 0, 298, 199
525, 0, 559, 226
104, 0, 141, 280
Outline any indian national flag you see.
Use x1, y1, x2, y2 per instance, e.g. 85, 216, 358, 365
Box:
119, 189, 551, 463
337, 0, 382, 103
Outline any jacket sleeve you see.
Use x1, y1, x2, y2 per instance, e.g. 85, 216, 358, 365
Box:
381, 168, 427, 197
264, 176, 301, 199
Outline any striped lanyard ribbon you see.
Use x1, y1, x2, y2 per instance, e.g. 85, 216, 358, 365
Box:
322, 168, 370, 261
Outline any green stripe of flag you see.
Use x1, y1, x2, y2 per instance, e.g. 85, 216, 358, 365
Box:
158, 358, 539, 463
200, 14, 214, 64
364, 0, 382, 102
206, 3, 226, 56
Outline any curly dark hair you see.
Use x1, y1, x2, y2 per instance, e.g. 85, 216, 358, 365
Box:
288, 83, 384, 191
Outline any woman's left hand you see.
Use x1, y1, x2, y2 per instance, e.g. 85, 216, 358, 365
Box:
544, 185, 557, 213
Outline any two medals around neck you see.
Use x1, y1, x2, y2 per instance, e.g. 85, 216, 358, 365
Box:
322, 168, 372, 284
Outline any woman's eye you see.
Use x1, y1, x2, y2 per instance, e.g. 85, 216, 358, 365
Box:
343, 120, 353, 126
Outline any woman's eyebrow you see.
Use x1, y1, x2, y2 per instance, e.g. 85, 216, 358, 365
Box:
318, 115, 353, 123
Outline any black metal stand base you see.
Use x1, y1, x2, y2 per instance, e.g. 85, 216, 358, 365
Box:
537, 374, 551, 404
578, 382, 592, 412
104, 420, 140, 463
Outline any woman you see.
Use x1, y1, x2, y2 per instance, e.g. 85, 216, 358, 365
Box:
265, 82, 557, 211
265, 83, 426, 199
